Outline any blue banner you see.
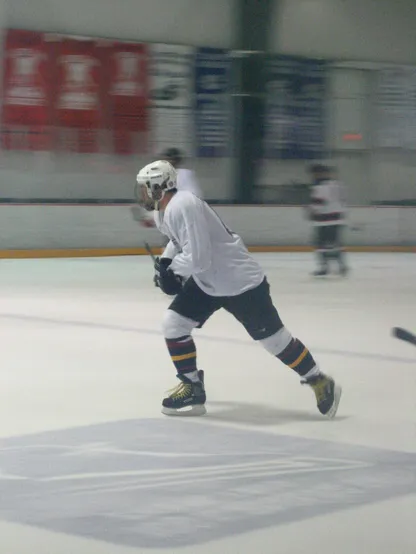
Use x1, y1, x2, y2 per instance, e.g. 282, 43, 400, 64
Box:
265, 56, 327, 160
195, 47, 230, 157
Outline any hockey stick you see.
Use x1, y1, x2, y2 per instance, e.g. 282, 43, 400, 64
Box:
392, 327, 416, 347
143, 241, 157, 263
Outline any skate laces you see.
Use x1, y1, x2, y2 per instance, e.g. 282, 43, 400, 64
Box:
311, 379, 327, 404
302, 376, 328, 404
167, 382, 192, 400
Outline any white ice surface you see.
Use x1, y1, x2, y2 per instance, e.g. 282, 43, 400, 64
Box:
0, 253, 415, 554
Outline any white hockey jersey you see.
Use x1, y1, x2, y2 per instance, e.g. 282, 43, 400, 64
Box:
310, 179, 346, 226
176, 168, 203, 198
154, 192, 264, 297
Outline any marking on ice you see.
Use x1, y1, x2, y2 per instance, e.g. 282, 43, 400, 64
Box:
0, 419, 414, 548
1, 312, 414, 364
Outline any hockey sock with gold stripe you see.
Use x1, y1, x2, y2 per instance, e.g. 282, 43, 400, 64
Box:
165, 335, 198, 376
277, 338, 318, 377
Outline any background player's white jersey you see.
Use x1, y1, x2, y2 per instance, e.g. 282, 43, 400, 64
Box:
155, 191, 264, 297
310, 180, 346, 226
176, 168, 203, 198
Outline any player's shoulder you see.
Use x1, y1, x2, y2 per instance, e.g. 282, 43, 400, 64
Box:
170, 190, 202, 212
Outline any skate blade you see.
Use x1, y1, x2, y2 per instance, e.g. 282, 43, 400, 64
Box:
325, 384, 342, 419
161, 404, 207, 417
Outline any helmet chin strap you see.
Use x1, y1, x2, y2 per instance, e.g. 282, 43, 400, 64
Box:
153, 190, 163, 211
152, 184, 168, 211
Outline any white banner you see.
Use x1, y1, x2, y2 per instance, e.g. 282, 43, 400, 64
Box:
404, 68, 416, 149
148, 44, 194, 156
375, 67, 416, 149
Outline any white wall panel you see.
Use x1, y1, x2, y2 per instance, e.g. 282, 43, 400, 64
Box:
331, 70, 368, 97
0, 154, 232, 201
275, 0, 416, 64
400, 208, 416, 245
1, 206, 414, 250
370, 151, 416, 202
5, 0, 235, 48
332, 153, 372, 205
330, 69, 369, 150
8, 0, 416, 62
331, 98, 368, 150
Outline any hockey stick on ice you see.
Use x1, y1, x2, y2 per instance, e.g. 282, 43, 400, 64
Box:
392, 327, 416, 347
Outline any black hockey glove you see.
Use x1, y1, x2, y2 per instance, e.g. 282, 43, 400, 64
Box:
154, 257, 183, 296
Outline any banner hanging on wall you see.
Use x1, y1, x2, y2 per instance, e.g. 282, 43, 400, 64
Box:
407, 69, 416, 150
375, 67, 416, 149
53, 36, 104, 153
265, 56, 327, 160
148, 44, 194, 156
1, 29, 53, 151
105, 41, 149, 155
194, 47, 230, 157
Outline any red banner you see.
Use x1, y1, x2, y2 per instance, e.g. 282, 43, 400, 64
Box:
105, 42, 149, 154
1, 29, 53, 150
1, 30, 151, 155
53, 37, 104, 153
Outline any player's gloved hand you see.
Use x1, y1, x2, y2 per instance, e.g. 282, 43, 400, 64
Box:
154, 257, 183, 296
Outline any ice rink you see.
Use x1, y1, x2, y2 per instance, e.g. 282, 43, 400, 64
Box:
0, 252, 415, 554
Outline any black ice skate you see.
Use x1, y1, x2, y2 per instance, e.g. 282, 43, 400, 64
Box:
302, 374, 342, 418
339, 263, 349, 277
162, 370, 206, 416
312, 268, 328, 277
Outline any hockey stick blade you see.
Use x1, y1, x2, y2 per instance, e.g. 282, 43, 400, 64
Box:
392, 327, 416, 346
144, 241, 157, 263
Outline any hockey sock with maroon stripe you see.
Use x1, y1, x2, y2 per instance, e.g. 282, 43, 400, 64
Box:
165, 336, 199, 379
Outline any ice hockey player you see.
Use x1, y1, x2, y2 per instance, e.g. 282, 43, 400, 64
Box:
308, 164, 348, 277
136, 160, 342, 418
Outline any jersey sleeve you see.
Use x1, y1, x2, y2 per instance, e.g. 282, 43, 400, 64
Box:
169, 198, 212, 277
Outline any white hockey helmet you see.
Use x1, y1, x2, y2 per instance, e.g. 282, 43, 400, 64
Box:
136, 160, 177, 203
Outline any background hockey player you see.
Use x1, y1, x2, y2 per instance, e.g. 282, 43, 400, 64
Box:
308, 164, 348, 276
136, 160, 342, 419
161, 147, 203, 198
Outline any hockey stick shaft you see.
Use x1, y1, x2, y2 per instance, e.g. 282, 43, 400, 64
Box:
392, 327, 416, 346
144, 241, 157, 263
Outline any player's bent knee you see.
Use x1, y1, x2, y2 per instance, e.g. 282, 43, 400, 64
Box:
162, 309, 199, 339
260, 326, 293, 356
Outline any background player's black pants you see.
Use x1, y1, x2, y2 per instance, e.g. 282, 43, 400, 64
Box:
314, 225, 347, 272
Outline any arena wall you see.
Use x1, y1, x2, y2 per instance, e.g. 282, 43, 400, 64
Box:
1, 205, 414, 257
